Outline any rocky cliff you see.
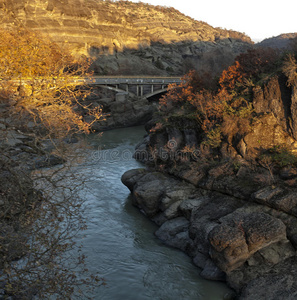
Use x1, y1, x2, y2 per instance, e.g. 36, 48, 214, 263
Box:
0, 0, 253, 75
121, 69, 297, 298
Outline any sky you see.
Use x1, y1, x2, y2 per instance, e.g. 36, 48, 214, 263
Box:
128, 0, 296, 42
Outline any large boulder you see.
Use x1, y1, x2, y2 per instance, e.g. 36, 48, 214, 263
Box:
122, 170, 196, 218
209, 211, 288, 273
155, 217, 194, 253
239, 257, 297, 300
92, 94, 155, 131
122, 167, 297, 297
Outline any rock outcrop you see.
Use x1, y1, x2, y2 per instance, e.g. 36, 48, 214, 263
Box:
135, 77, 297, 161
121, 76, 297, 298
121, 167, 297, 299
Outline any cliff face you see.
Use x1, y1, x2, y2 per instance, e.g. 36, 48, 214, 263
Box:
0, 0, 253, 75
0, 0, 252, 54
121, 79, 297, 299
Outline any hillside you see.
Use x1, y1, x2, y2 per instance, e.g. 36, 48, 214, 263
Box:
258, 33, 297, 49
0, 0, 253, 75
0, 0, 252, 53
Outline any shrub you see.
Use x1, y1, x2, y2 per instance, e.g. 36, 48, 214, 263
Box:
219, 61, 244, 92
0, 27, 103, 298
203, 125, 222, 148
260, 145, 297, 167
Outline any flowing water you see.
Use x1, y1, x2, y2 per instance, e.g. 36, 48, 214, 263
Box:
74, 126, 232, 299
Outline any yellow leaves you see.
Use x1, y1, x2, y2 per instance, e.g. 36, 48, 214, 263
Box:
0, 27, 101, 138
0, 28, 76, 79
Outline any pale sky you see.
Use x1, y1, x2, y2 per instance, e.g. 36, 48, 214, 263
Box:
128, 0, 296, 42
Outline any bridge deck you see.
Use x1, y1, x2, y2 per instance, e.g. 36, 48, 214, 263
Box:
85, 76, 182, 85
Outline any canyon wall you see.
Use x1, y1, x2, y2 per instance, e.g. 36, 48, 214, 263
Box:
0, 0, 253, 75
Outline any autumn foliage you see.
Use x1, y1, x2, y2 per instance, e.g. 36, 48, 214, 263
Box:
219, 60, 244, 92
160, 70, 236, 132
0, 28, 103, 298
0, 28, 102, 139
158, 45, 288, 151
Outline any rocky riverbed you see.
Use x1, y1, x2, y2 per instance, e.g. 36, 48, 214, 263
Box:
121, 165, 297, 299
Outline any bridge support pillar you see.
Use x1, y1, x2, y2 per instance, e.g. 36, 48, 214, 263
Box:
140, 85, 143, 97
136, 85, 144, 97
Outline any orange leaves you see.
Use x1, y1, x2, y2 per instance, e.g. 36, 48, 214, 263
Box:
159, 70, 200, 109
219, 61, 244, 92
218, 48, 280, 94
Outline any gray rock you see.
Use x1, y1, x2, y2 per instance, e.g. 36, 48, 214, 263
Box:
121, 168, 147, 191
163, 200, 182, 220
122, 168, 297, 298
155, 217, 189, 241
155, 217, 193, 252
166, 128, 184, 151
252, 186, 284, 203
131, 172, 174, 217
184, 129, 198, 147
253, 187, 297, 216
240, 257, 297, 300
193, 252, 209, 269
200, 259, 226, 281
179, 198, 205, 220
34, 154, 66, 168
280, 166, 297, 180
2, 130, 27, 147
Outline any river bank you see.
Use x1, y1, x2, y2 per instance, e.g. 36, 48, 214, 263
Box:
77, 126, 233, 299
120, 64, 297, 298
122, 143, 297, 300
0, 123, 234, 299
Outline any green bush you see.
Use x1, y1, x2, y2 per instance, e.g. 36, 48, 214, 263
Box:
261, 145, 297, 167
203, 126, 222, 148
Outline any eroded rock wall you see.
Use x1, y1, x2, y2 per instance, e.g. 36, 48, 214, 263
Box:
0, 0, 253, 75
121, 168, 297, 298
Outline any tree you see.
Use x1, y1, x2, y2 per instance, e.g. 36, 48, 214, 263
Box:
236, 48, 280, 80
0, 27, 103, 298
0, 27, 102, 142
219, 60, 244, 92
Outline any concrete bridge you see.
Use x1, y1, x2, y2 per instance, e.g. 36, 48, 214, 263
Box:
82, 76, 182, 99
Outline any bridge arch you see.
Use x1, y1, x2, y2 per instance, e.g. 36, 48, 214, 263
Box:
145, 88, 168, 99
95, 84, 135, 97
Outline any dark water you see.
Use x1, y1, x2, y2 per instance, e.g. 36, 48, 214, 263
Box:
75, 126, 231, 299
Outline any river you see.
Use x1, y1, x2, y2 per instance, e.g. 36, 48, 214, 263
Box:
74, 126, 232, 299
